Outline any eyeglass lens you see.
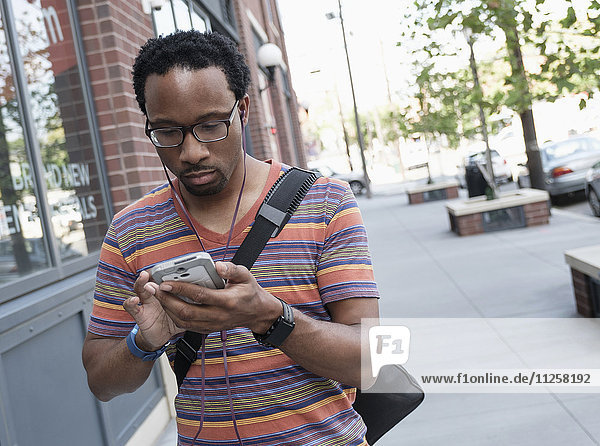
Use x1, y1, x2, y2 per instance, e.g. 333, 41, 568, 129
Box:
151, 121, 228, 147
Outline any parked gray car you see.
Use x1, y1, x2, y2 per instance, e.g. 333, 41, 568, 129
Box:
456, 149, 513, 188
585, 160, 600, 217
516, 136, 600, 198
313, 166, 367, 196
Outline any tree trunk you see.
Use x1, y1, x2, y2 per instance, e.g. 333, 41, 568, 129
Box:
501, 15, 546, 190
519, 109, 546, 190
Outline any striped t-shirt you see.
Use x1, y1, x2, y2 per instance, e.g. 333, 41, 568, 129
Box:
89, 161, 380, 445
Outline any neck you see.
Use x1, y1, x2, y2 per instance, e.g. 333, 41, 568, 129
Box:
177, 156, 269, 234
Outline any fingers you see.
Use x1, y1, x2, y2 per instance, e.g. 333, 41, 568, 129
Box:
125, 271, 163, 319
158, 280, 221, 306
132, 270, 157, 302
154, 287, 222, 333
151, 264, 257, 332
215, 261, 251, 284
125, 271, 151, 317
123, 295, 141, 318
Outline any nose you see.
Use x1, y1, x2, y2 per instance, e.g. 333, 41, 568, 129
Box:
179, 130, 210, 165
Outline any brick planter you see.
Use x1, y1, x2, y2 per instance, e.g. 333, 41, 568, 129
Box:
564, 245, 600, 317
446, 188, 550, 236
407, 181, 459, 204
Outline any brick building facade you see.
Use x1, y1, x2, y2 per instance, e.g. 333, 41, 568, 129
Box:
78, 0, 305, 212
0, 0, 306, 443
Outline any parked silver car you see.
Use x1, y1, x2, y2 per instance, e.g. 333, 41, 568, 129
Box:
313, 166, 367, 196
456, 149, 513, 188
585, 160, 600, 217
516, 136, 600, 198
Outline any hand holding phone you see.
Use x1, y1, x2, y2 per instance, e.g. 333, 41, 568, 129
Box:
150, 252, 225, 304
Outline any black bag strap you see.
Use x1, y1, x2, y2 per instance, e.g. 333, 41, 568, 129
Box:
174, 167, 319, 389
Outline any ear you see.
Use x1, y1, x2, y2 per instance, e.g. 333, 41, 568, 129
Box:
239, 94, 250, 125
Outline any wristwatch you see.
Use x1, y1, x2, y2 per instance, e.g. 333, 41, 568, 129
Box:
126, 324, 169, 361
253, 297, 295, 348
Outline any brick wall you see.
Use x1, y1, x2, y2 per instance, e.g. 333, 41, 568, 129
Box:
571, 268, 594, 317
409, 185, 459, 205
78, 0, 164, 213
236, 0, 305, 166
234, 0, 274, 162
453, 213, 484, 236
524, 201, 550, 227
446, 186, 459, 199
269, 0, 305, 168
450, 199, 550, 236
408, 192, 424, 205
77, 0, 305, 211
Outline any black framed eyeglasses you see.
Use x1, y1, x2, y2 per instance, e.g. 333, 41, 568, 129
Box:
145, 100, 240, 148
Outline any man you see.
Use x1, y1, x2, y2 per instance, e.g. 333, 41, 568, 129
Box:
82, 30, 379, 445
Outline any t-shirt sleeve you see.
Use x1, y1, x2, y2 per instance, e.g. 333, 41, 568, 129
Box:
316, 181, 380, 306
88, 221, 136, 338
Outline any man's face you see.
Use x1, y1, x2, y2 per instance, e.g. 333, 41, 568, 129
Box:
144, 66, 246, 197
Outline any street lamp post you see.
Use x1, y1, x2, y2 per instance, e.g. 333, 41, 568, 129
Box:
257, 42, 284, 91
327, 0, 372, 198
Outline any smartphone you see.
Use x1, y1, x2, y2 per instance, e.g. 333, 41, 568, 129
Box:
150, 252, 225, 303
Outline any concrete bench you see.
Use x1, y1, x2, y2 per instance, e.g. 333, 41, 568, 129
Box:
445, 188, 550, 236
565, 245, 600, 317
407, 181, 459, 205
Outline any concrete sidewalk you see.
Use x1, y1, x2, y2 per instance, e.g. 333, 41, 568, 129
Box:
358, 187, 600, 446
155, 184, 600, 446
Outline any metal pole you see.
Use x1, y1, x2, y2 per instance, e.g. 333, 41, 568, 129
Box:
335, 86, 354, 171
337, 0, 372, 198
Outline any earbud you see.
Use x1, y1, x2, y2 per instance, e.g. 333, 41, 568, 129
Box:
240, 109, 245, 119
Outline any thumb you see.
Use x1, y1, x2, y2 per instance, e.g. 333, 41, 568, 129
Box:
215, 261, 250, 283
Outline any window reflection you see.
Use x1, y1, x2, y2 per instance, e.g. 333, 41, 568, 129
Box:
11, 0, 107, 265
0, 9, 50, 282
153, 2, 176, 36
191, 9, 208, 32
153, 1, 210, 36
173, 0, 192, 31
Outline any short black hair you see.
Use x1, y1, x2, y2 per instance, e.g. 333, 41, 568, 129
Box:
132, 30, 251, 115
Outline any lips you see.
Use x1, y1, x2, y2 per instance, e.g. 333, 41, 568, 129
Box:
183, 170, 216, 185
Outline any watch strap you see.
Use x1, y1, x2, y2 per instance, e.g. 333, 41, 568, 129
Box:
253, 298, 295, 348
126, 324, 169, 361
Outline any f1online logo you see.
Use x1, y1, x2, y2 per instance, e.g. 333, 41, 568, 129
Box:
369, 326, 411, 378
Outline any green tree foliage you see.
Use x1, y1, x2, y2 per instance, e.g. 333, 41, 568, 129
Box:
400, 0, 600, 125
398, 0, 600, 189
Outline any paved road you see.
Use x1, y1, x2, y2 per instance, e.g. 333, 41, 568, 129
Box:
356, 186, 600, 446
156, 182, 600, 446
553, 190, 596, 218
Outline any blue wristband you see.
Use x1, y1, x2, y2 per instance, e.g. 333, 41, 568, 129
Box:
126, 324, 169, 361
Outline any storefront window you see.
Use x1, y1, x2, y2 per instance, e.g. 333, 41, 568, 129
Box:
0, 11, 51, 283
0, 0, 109, 286
153, 3, 176, 36
191, 8, 208, 32
173, 0, 192, 31
153, 1, 210, 36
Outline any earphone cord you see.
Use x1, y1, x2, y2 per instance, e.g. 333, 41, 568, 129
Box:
222, 330, 245, 445
191, 334, 207, 446
163, 164, 207, 252
168, 109, 247, 446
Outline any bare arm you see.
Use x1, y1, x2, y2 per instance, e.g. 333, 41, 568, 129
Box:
152, 262, 379, 388
278, 298, 379, 388
82, 271, 182, 401
82, 333, 155, 402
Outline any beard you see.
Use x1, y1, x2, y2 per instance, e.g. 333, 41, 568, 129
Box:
179, 168, 228, 196
169, 148, 243, 197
